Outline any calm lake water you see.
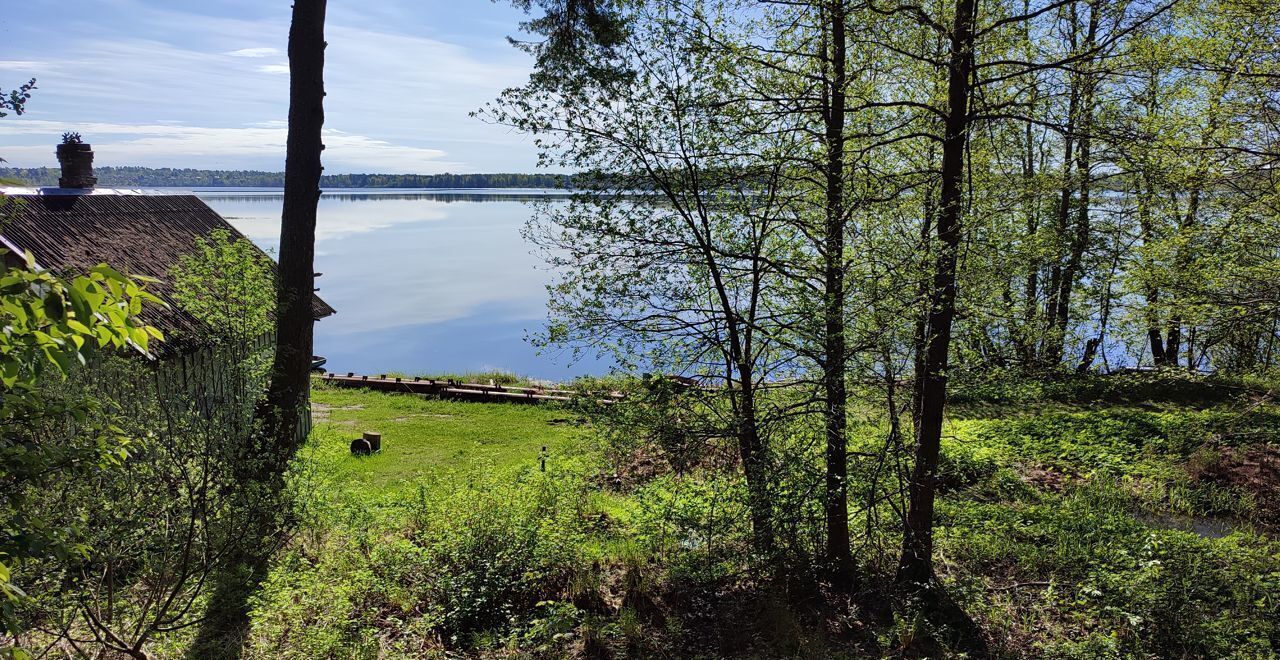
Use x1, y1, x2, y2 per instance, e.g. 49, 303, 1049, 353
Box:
194, 188, 609, 381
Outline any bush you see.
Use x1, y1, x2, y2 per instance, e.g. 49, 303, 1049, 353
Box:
1121, 532, 1280, 658
936, 443, 1000, 493
407, 468, 592, 643
629, 472, 753, 582
249, 466, 595, 656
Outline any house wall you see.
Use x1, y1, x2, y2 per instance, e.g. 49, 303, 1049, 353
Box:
151, 333, 313, 449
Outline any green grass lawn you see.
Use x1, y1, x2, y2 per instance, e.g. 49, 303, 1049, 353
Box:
306, 381, 585, 499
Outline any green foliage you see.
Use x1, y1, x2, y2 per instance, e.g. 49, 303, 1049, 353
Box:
3, 227, 281, 657
0, 79, 35, 120
408, 469, 592, 642
936, 443, 1001, 493
58, 131, 81, 145
14, 355, 273, 657
248, 466, 595, 656
245, 377, 1280, 658
507, 0, 629, 84
0, 250, 161, 639
574, 374, 726, 476
0, 252, 162, 380
171, 228, 275, 342
948, 369, 1246, 408
957, 405, 1280, 478
629, 472, 752, 582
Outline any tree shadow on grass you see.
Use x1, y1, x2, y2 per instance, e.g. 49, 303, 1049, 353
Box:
897, 580, 990, 659
186, 469, 298, 659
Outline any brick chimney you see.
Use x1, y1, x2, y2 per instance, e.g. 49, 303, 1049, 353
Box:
55, 134, 97, 189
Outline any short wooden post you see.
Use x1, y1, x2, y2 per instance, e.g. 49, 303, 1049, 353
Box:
363, 431, 382, 452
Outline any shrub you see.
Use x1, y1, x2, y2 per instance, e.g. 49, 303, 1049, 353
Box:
249, 466, 594, 656
936, 443, 1000, 493
407, 468, 591, 643
628, 472, 754, 581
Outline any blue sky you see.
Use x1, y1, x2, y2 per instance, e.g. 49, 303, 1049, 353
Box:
0, 0, 544, 173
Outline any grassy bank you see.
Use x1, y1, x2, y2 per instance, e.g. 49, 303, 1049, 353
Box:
306, 383, 583, 499
244, 374, 1280, 658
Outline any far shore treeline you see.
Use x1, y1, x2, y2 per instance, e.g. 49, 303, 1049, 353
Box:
0, 166, 572, 189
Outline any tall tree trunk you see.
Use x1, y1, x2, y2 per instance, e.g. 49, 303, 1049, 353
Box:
262, 0, 328, 459
1052, 5, 1099, 368
1137, 176, 1169, 367
1016, 0, 1040, 371
911, 188, 935, 428
1164, 317, 1182, 368
821, 0, 855, 586
189, 3, 326, 655
1055, 94, 1093, 362
1043, 85, 1077, 365
896, 0, 975, 590
706, 242, 775, 559
735, 370, 776, 559
1019, 117, 1040, 370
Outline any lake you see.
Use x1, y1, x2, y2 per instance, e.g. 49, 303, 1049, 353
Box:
195, 188, 610, 381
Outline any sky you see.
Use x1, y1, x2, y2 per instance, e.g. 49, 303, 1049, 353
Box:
0, 0, 544, 174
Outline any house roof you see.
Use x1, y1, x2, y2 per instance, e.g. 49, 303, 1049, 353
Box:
0, 189, 335, 358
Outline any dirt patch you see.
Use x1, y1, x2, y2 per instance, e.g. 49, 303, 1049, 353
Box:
1016, 462, 1074, 493
599, 443, 740, 492
1188, 443, 1280, 522
598, 446, 673, 491
389, 414, 457, 422
313, 404, 366, 411
312, 403, 365, 423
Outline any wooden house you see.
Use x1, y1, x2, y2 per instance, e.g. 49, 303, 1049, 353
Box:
0, 143, 335, 440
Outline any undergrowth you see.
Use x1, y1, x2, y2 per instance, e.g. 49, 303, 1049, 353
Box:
245, 373, 1280, 658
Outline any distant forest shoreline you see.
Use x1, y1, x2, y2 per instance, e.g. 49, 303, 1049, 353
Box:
0, 167, 572, 189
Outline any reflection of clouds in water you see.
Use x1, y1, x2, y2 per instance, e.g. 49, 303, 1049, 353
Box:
316, 216, 548, 334
202, 192, 551, 342
315, 198, 449, 242
211, 196, 449, 243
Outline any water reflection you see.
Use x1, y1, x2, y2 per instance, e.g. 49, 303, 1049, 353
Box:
196, 188, 608, 380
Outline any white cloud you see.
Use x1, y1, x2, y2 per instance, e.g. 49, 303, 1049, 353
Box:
0, 119, 463, 173
0, 61, 47, 72
225, 47, 280, 58
2, 4, 541, 172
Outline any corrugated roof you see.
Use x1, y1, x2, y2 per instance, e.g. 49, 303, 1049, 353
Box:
0, 192, 336, 358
